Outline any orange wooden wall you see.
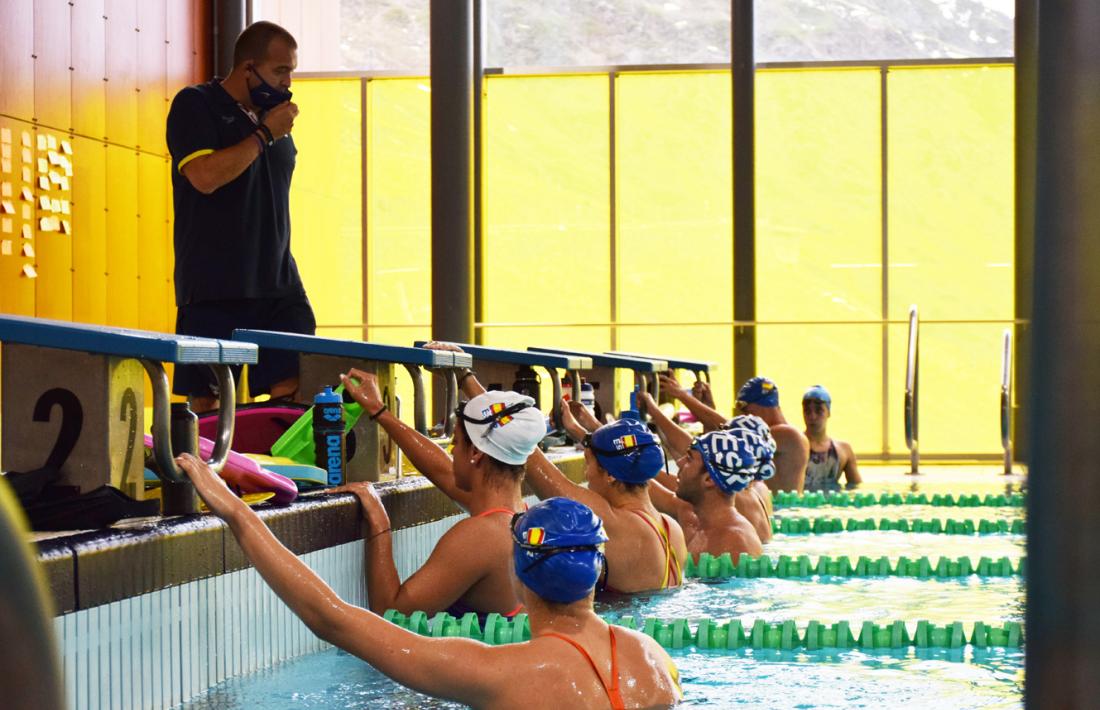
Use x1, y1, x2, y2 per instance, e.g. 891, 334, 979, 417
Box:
0, 0, 210, 330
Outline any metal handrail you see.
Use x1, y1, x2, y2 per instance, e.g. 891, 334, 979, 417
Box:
1001, 329, 1013, 474
401, 363, 429, 434
904, 305, 919, 475
394, 394, 404, 478
141, 360, 236, 483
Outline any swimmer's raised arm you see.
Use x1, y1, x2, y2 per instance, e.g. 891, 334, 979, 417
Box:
176, 453, 510, 706
560, 399, 592, 443
524, 446, 614, 518
660, 373, 729, 432
647, 478, 688, 519
341, 368, 472, 510
638, 390, 693, 459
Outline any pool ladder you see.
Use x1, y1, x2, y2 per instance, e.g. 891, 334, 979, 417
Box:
1001, 329, 1013, 475
904, 305, 919, 475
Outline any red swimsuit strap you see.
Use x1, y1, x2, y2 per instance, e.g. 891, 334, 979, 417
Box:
473, 506, 519, 519
539, 627, 624, 710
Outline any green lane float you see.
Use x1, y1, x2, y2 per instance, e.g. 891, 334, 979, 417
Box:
773, 491, 1026, 509
383, 609, 1023, 651
772, 516, 1026, 536
682, 552, 1024, 579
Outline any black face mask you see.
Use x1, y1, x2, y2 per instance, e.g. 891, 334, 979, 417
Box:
248, 64, 292, 110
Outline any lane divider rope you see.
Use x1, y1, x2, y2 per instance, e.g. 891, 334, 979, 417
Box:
774, 491, 1026, 509
383, 609, 1023, 651
684, 552, 1024, 579
772, 516, 1026, 536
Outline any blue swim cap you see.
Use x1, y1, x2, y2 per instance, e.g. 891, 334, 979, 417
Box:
512, 498, 608, 604
802, 385, 832, 410
724, 414, 778, 481
587, 419, 664, 484
737, 376, 780, 408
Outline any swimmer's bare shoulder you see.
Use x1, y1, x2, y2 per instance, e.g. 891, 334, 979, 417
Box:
478, 630, 681, 709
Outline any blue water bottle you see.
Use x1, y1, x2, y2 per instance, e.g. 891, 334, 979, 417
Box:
313, 386, 345, 486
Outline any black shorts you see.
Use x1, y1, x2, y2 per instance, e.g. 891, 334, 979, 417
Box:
173, 293, 316, 399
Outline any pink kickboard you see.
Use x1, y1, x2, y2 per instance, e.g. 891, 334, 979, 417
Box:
144, 433, 299, 505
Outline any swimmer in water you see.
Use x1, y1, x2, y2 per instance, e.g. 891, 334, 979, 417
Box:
801, 385, 861, 491
178, 457, 682, 709
637, 391, 774, 543
518, 399, 688, 596
660, 373, 810, 494
332, 364, 544, 619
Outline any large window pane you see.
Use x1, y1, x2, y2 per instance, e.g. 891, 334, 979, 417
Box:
887, 65, 1014, 321
887, 323, 1005, 455
285, 80, 363, 331
756, 67, 882, 322
483, 75, 610, 325
615, 71, 731, 325
757, 324, 883, 455
367, 78, 432, 328
253, 0, 429, 72
485, 1, 1013, 67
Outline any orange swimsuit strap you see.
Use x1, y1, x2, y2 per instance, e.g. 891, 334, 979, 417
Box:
539, 626, 625, 710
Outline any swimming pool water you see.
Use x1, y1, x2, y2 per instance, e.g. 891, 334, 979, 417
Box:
180, 469, 1026, 708
181, 643, 1024, 709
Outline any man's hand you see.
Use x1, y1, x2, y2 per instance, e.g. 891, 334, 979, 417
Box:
329, 481, 391, 536
659, 373, 688, 400
560, 398, 590, 443
176, 453, 242, 520
692, 379, 716, 408
340, 368, 384, 413
569, 399, 602, 432
261, 101, 298, 140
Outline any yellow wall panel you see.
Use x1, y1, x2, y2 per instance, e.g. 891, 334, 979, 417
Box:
366, 78, 431, 328
105, 145, 139, 328
757, 324, 883, 454
137, 154, 169, 333
285, 79, 363, 331
71, 138, 108, 325
33, 129, 75, 321
887, 66, 1014, 321
615, 71, 732, 323
756, 68, 883, 322
0, 120, 37, 316
484, 75, 610, 325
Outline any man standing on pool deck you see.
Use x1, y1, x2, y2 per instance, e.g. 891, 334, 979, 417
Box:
802, 385, 862, 490
333, 366, 545, 619
178, 454, 683, 709
167, 22, 314, 412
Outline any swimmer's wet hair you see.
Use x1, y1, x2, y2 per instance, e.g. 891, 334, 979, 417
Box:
456, 419, 527, 482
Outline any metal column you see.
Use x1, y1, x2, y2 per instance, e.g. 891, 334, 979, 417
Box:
213, 0, 246, 78
1027, 2, 1100, 705
1013, 0, 1037, 465
731, 0, 756, 391
430, 0, 476, 349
